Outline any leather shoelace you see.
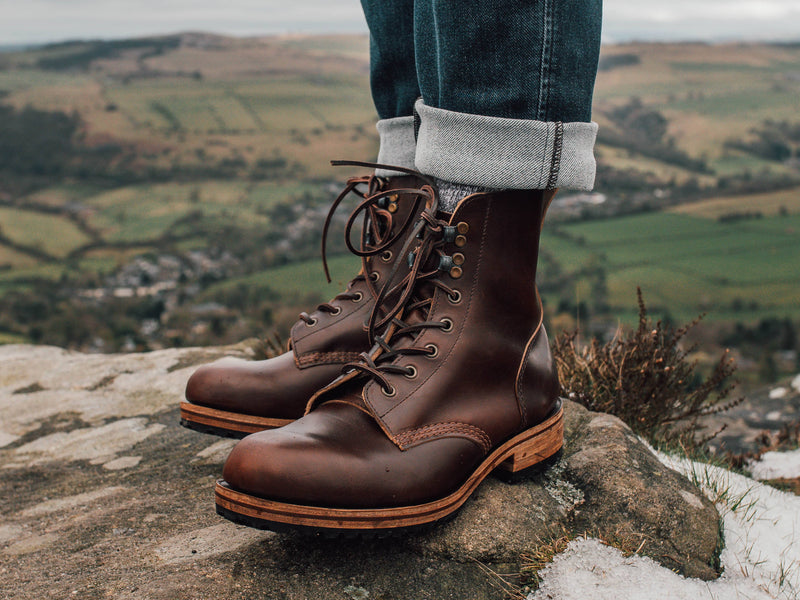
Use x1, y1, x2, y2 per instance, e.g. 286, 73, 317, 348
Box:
337, 172, 464, 394
298, 162, 427, 327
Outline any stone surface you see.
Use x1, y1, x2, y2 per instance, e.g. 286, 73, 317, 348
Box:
561, 406, 721, 580
0, 343, 722, 599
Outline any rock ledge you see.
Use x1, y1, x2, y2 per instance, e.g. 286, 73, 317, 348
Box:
0, 343, 720, 599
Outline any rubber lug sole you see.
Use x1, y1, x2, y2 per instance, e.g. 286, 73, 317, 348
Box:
179, 401, 293, 438
215, 401, 564, 533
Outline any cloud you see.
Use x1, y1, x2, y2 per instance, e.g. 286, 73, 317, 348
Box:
606, 0, 800, 21
603, 0, 800, 42
0, 0, 367, 44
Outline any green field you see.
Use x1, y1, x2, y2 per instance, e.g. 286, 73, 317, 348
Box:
0, 207, 90, 258
671, 187, 800, 218
541, 210, 800, 321
0, 245, 39, 269
104, 75, 374, 135
0, 179, 324, 281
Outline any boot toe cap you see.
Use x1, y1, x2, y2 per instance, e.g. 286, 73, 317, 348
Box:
184, 357, 247, 406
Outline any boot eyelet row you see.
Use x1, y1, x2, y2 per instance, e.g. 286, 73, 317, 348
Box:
440, 318, 454, 332
330, 306, 342, 316
425, 343, 439, 358
381, 250, 393, 263
453, 222, 468, 246
305, 317, 318, 327
369, 271, 381, 282
447, 290, 462, 304
351, 291, 364, 303
404, 365, 418, 379
382, 385, 396, 397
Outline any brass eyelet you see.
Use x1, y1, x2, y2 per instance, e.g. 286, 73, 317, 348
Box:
404, 365, 418, 379
452, 253, 465, 266
440, 318, 454, 332
425, 343, 439, 358
382, 385, 396, 397
381, 250, 393, 263
449, 266, 463, 279
305, 317, 318, 327
454, 235, 467, 248
330, 306, 342, 316
369, 271, 381, 282
447, 290, 462, 304
351, 291, 364, 302
456, 222, 469, 234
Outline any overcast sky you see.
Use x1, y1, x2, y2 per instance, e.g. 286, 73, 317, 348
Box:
1, 0, 799, 46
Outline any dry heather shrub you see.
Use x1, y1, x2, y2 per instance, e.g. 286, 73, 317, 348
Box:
552, 288, 742, 450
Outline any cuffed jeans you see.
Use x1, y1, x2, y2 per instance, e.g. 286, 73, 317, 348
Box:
362, 0, 602, 190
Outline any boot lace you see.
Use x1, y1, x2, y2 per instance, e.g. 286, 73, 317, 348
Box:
298, 161, 427, 327
339, 178, 466, 393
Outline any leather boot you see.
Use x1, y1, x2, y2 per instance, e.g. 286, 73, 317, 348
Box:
216, 186, 564, 532
181, 173, 426, 437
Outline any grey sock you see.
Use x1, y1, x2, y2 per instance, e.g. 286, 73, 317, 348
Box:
435, 179, 496, 213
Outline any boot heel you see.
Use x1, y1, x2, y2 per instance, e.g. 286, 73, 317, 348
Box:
495, 404, 564, 478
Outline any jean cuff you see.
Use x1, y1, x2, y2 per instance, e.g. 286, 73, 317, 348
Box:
375, 116, 417, 177
413, 99, 598, 190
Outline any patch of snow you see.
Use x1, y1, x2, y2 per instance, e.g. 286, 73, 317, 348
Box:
749, 449, 800, 481
769, 387, 788, 400
766, 410, 783, 421
661, 454, 800, 599
791, 373, 800, 393
531, 452, 800, 600
530, 538, 773, 600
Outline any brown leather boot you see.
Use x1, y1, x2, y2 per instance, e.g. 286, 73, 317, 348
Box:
216, 186, 564, 532
180, 173, 426, 437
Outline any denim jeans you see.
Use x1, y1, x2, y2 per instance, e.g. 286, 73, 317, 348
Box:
361, 0, 602, 190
